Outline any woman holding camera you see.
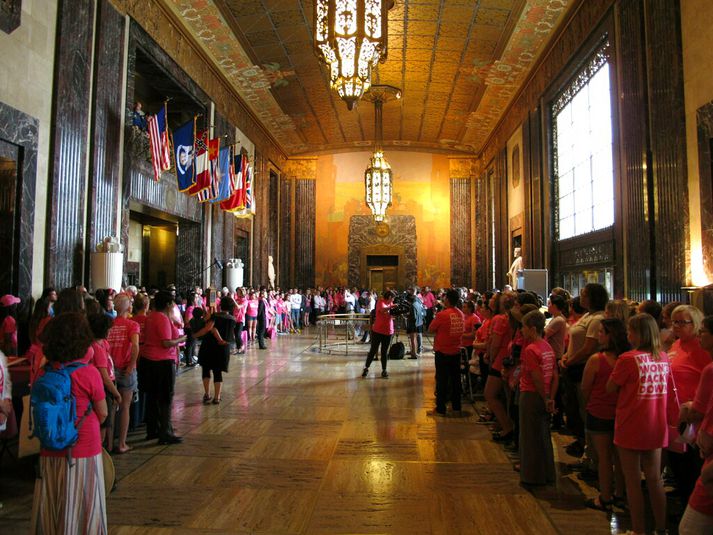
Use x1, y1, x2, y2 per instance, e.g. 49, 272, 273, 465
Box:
362, 290, 395, 379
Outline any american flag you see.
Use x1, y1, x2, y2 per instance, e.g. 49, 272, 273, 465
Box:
147, 105, 171, 181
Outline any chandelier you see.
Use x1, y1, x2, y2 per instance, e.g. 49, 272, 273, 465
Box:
313, 0, 394, 110
364, 85, 401, 222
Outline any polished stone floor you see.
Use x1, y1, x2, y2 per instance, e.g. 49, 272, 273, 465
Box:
1, 330, 633, 533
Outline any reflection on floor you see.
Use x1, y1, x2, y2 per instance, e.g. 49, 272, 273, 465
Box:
1, 331, 629, 534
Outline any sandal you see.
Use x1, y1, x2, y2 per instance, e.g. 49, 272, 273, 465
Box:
211, 398, 221, 405
585, 495, 613, 512
202, 394, 211, 404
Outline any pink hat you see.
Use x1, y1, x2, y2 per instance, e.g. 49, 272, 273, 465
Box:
0, 295, 20, 307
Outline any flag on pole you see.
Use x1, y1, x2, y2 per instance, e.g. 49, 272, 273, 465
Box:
173, 118, 195, 191
234, 163, 255, 218
210, 145, 233, 203
220, 152, 246, 212
147, 104, 171, 181
197, 137, 221, 202
187, 130, 210, 196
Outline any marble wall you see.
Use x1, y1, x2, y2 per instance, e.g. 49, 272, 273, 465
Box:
0, 102, 37, 298
0, 0, 57, 296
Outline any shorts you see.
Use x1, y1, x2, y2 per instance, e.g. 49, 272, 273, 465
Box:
116, 368, 138, 392
488, 368, 502, 379
406, 325, 423, 334
246, 315, 256, 321
586, 412, 614, 434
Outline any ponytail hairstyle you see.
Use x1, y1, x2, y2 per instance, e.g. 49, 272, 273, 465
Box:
628, 313, 662, 359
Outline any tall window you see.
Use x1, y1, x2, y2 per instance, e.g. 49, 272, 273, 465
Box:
552, 45, 614, 241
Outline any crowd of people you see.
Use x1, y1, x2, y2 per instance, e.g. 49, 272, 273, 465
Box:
1, 280, 713, 534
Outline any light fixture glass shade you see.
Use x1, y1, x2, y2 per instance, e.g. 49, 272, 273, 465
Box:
364, 150, 392, 222
314, 0, 391, 110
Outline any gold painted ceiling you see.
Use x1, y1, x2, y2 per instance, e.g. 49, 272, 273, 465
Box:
165, 0, 574, 156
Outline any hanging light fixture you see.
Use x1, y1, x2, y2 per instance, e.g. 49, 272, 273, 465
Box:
313, 0, 394, 110
364, 85, 401, 222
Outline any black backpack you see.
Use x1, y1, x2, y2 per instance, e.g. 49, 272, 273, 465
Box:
388, 341, 405, 360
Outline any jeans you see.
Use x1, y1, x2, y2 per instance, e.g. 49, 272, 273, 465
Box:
291, 309, 300, 328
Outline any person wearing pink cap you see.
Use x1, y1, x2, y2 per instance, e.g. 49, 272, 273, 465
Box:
0, 294, 20, 356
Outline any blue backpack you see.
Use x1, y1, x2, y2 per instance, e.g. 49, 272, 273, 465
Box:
29, 362, 92, 459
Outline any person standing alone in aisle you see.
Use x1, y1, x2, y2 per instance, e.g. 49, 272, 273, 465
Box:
428, 288, 465, 416
362, 290, 396, 378
289, 289, 302, 331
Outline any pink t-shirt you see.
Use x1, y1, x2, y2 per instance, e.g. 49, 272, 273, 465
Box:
461, 313, 480, 347
669, 338, 712, 403
247, 299, 259, 317
132, 314, 148, 346
610, 350, 671, 450
89, 339, 115, 381
372, 299, 394, 336
234, 297, 247, 323
545, 315, 567, 361
421, 292, 436, 309
689, 458, 713, 515
107, 316, 140, 371
431, 307, 465, 355
41, 363, 105, 458
693, 362, 713, 436
2, 316, 17, 350
490, 314, 512, 372
586, 353, 618, 420
142, 312, 176, 361
520, 338, 555, 394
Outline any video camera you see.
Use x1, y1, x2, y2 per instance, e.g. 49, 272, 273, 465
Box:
388, 291, 412, 317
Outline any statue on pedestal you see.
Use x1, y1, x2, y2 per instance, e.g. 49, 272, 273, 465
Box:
507, 247, 523, 290
268, 255, 276, 290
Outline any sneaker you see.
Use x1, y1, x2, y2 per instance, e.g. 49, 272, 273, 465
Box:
361, 367, 369, 377
381, 370, 389, 378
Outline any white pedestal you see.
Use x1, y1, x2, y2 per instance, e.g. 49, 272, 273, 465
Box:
225, 265, 244, 291
91, 252, 124, 292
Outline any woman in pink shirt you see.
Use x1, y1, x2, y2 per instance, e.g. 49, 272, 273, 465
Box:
581, 318, 629, 511
679, 315, 713, 533
668, 305, 710, 501
484, 291, 516, 440
0, 294, 20, 355
138, 291, 186, 445
31, 312, 108, 534
518, 310, 558, 486
607, 313, 671, 535
233, 289, 248, 354
246, 292, 259, 343
361, 290, 395, 379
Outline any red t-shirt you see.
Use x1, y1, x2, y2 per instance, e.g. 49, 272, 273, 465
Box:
107, 316, 140, 371
610, 350, 671, 450
142, 312, 176, 361
431, 307, 465, 355
421, 292, 436, 309
669, 338, 712, 403
372, 299, 394, 336
490, 314, 512, 372
40, 363, 105, 458
520, 338, 555, 394
247, 299, 259, 317
234, 298, 247, 323
694, 362, 713, 437
689, 458, 713, 515
89, 339, 114, 381
474, 318, 491, 346
586, 353, 618, 420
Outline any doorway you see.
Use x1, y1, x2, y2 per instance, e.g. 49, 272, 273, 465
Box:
367, 255, 398, 292
0, 141, 20, 295
128, 209, 179, 288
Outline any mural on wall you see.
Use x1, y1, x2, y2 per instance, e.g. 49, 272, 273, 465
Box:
507, 126, 525, 253
315, 151, 451, 288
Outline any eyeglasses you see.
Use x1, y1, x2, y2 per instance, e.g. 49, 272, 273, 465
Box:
672, 320, 694, 326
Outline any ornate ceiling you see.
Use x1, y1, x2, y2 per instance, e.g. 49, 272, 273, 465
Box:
165, 0, 574, 156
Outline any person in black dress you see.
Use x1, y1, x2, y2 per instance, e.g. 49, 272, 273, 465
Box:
198, 298, 235, 404
256, 290, 268, 350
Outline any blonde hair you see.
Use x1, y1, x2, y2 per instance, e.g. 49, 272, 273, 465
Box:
605, 299, 631, 323
628, 313, 662, 358
671, 305, 704, 333
114, 294, 131, 315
